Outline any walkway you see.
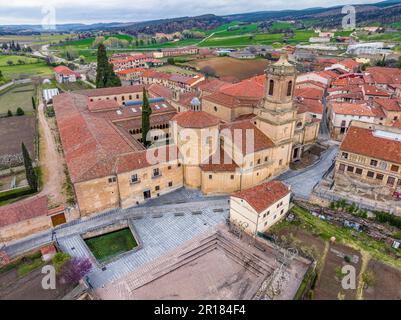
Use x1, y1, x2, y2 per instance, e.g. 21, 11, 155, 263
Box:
37, 101, 66, 206
278, 145, 338, 199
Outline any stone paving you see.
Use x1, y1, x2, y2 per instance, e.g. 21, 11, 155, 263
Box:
59, 204, 229, 288
278, 145, 338, 199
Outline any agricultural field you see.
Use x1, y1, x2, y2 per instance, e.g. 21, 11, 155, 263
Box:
187, 56, 269, 80
0, 55, 40, 66
269, 205, 401, 300
0, 83, 36, 114
0, 33, 72, 47
0, 59, 52, 80
156, 64, 197, 76
357, 31, 401, 42
0, 116, 36, 159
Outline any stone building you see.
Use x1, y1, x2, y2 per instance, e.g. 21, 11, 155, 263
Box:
230, 180, 291, 236
333, 121, 401, 196
53, 56, 318, 217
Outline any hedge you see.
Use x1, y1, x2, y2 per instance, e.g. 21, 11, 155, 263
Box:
0, 186, 34, 203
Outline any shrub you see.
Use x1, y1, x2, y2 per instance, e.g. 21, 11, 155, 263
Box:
16, 107, 25, 116
52, 252, 71, 273
7, 110, 12, 117
60, 257, 92, 285
0, 186, 33, 203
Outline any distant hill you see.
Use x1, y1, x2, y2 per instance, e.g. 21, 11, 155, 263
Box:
1, 0, 401, 35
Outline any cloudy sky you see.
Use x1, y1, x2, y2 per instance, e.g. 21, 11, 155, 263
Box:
0, 0, 381, 24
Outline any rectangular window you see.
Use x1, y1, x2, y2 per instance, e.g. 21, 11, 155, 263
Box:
347, 166, 354, 173
131, 174, 138, 183
339, 164, 345, 173
257, 159, 261, 165
391, 165, 399, 172
367, 171, 375, 178
168, 181, 173, 187
153, 168, 160, 177
387, 177, 396, 186
209, 175, 212, 180
376, 174, 384, 181
265, 156, 268, 162
108, 177, 117, 183
355, 168, 363, 175
155, 185, 160, 191
168, 165, 172, 170
230, 175, 234, 180
341, 152, 349, 159
370, 159, 378, 167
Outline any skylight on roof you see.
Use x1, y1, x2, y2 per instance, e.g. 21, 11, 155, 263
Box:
131, 108, 137, 113
155, 105, 160, 109
373, 130, 401, 142
162, 104, 168, 108
116, 110, 123, 115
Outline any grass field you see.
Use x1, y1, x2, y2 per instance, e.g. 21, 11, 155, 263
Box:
0, 83, 36, 114
0, 55, 40, 66
0, 61, 52, 79
0, 34, 72, 46
85, 228, 138, 262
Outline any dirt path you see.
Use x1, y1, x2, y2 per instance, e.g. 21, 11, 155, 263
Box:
37, 101, 66, 207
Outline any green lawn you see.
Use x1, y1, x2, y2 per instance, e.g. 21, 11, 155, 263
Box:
0, 83, 36, 114
270, 21, 295, 31
85, 228, 138, 262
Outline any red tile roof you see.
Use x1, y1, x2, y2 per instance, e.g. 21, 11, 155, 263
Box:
88, 99, 120, 112
296, 99, 323, 114
220, 120, 274, 154
331, 102, 384, 117
374, 98, 401, 112
340, 125, 401, 164
115, 146, 179, 173
338, 59, 360, 70
148, 83, 173, 100
77, 85, 143, 98
364, 67, 401, 85
294, 87, 324, 100
54, 65, 80, 77
363, 85, 390, 97
0, 196, 48, 228
172, 110, 221, 128
232, 180, 290, 213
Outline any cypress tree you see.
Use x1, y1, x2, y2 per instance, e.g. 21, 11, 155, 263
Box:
22, 142, 38, 192
31, 96, 36, 110
96, 44, 121, 88
141, 88, 152, 148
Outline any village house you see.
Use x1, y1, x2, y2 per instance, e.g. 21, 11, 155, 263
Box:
334, 121, 401, 197
230, 180, 291, 236
54, 65, 81, 83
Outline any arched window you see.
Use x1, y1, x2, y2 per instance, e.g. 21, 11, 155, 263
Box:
268, 80, 274, 96
287, 81, 293, 96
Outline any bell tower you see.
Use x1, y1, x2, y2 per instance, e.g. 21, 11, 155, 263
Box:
255, 54, 297, 146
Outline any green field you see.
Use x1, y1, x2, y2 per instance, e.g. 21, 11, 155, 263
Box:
0, 33, 72, 46
0, 55, 40, 66
270, 21, 295, 31
85, 228, 138, 262
0, 61, 52, 80
357, 31, 401, 42
0, 83, 36, 114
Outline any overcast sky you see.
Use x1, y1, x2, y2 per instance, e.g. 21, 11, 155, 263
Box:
0, 0, 381, 24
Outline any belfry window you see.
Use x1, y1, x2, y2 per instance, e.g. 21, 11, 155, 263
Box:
287, 81, 293, 96
268, 80, 274, 96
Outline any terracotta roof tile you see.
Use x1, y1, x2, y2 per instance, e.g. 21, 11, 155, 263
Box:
0, 196, 48, 228
340, 125, 401, 164
172, 110, 221, 128
220, 120, 274, 155
200, 147, 239, 172
232, 180, 290, 213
